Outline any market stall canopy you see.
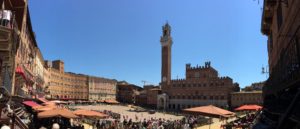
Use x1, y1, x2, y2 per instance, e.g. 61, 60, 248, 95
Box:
97, 100, 105, 103
33, 104, 57, 112
183, 105, 235, 118
38, 108, 78, 119
234, 105, 263, 111
22, 101, 41, 107
42, 101, 57, 106
73, 109, 108, 118
104, 100, 120, 104
37, 97, 49, 103
49, 100, 68, 104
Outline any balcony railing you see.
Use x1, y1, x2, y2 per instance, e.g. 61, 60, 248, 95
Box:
264, 26, 300, 96
0, 10, 19, 52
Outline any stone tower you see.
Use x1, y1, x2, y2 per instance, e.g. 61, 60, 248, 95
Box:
160, 23, 172, 90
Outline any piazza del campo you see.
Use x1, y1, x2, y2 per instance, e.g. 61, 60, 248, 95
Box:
0, 0, 300, 129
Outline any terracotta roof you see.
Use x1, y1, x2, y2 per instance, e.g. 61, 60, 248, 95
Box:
235, 105, 262, 111
97, 100, 105, 103
49, 100, 68, 104
104, 100, 120, 104
42, 101, 57, 106
183, 105, 235, 118
33, 104, 57, 112
73, 109, 108, 118
38, 108, 78, 119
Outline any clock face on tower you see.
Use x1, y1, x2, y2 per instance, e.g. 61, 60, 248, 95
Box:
162, 76, 167, 82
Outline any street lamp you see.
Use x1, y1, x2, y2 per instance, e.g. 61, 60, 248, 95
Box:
261, 65, 269, 79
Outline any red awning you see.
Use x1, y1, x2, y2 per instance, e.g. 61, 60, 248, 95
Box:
23, 101, 41, 107
16, 66, 35, 83
15, 66, 26, 80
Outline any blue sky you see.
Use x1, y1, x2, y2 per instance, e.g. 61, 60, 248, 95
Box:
29, 0, 267, 88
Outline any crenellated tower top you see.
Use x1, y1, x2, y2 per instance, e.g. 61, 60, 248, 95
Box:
160, 22, 173, 46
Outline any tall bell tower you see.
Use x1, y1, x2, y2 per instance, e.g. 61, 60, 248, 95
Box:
160, 23, 172, 89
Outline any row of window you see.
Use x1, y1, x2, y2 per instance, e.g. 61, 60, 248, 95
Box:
233, 97, 261, 101
51, 74, 86, 83
90, 88, 116, 91
89, 80, 116, 86
89, 93, 116, 96
172, 82, 226, 87
50, 82, 86, 88
169, 95, 226, 100
168, 104, 225, 110
51, 95, 87, 99
50, 90, 87, 94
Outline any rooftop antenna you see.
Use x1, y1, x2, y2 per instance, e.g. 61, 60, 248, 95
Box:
141, 80, 147, 86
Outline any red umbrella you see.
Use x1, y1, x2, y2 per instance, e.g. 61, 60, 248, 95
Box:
235, 105, 262, 111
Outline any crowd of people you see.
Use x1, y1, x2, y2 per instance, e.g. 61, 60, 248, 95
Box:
103, 110, 121, 119
2, 100, 248, 129
222, 113, 257, 129
30, 106, 213, 129
90, 115, 210, 129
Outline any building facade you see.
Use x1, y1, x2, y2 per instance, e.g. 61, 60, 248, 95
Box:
88, 76, 117, 101
0, 1, 47, 127
257, 0, 300, 128
43, 62, 51, 99
0, 0, 48, 99
47, 60, 89, 100
146, 88, 161, 108
243, 81, 265, 91
157, 23, 238, 111
231, 91, 263, 108
133, 85, 161, 108
116, 81, 142, 104
46, 60, 118, 101
33, 48, 45, 97
135, 90, 147, 106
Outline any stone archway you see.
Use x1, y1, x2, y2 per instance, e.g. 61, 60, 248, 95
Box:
158, 98, 165, 110
157, 93, 168, 111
